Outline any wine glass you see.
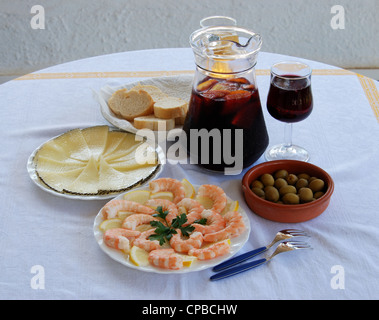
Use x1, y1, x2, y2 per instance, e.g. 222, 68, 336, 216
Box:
265, 61, 313, 162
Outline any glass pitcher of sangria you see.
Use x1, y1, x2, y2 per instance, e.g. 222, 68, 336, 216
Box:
183, 25, 269, 173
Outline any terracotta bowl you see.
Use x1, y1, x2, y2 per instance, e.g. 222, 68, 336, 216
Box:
242, 160, 334, 223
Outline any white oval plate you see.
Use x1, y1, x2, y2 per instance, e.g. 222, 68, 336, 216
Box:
93, 185, 251, 274
27, 127, 165, 200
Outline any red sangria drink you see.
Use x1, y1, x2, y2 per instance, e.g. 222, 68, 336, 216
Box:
183, 76, 269, 172
265, 61, 313, 162
187, 24, 268, 172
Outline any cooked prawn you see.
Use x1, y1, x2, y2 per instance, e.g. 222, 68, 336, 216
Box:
133, 229, 162, 252
176, 198, 204, 226
149, 178, 185, 204
188, 240, 230, 260
203, 211, 246, 243
169, 229, 203, 254
192, 209, 226, 235
103, 228, 141, 253
102, 200, 155, 219
122, 214, 159, 230
145, 198, 179, 225
148, 249, 184, 270
197, 184, 227, 214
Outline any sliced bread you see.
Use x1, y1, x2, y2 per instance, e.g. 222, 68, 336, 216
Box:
130, 84, 169, 102
133, 115, 175, 131
108, 89, 154, 121
153, 96, 188, 119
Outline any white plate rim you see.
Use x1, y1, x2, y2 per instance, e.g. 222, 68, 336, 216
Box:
27, 126, 165, 200
93, 185, 251, 274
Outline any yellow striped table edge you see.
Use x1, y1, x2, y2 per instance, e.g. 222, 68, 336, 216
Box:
357, 74, 379, 123
15, 69, 357, 80
14, 70, 195, 80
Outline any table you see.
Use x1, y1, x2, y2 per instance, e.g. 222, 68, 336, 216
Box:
1, 48, 378, 300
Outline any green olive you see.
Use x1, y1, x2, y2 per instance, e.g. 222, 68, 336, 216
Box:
260, 173, 275, 187
298, 173, 310, 180
279, 185, 297, 196
314, 191, 325, 199
251, 187, 265, 198
309, 179, 325, 192
298, 187, 314, 203
250, 180, 264, 189
286, 174, 298, 185
274, 169, 288, 180
296, 178, 308, 190
264, 186, 280, 202
282, 193, 300, 204
274, 178, 288, 189
256, 170, 326, 205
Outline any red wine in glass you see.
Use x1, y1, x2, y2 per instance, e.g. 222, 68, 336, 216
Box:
265, 62, 313, 162
267, 75, 313, 123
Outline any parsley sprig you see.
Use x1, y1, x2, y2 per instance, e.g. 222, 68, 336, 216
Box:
148, 206, 207, 246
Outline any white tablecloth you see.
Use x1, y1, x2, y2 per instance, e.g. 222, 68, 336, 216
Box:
0, 48, 378, 300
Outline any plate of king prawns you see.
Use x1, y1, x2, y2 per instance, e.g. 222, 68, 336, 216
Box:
93, 177, 250, 274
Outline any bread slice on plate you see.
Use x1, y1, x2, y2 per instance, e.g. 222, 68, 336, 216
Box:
108, 89, 154, 121
134, 115, 175, 131
175, 113, 187, 125
153, 96, 188, 119
130, 84, 169, 102
175, 102, 188, 125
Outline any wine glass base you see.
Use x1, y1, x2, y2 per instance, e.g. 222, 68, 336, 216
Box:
264, 144, 310, 162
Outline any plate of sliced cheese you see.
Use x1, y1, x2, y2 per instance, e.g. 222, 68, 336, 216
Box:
94, 75, 193, 133
27, 126, 164, 200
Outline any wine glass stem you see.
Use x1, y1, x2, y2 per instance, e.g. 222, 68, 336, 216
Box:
284, 123, 293, 148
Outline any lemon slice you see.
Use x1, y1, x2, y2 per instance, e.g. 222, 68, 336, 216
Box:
218, 239, 231, 246
231, 200, 239, 211
135, 224, 154, 232
195, 195, 213, 209
221, 200, 239, 215
150, 191, 174, 201
129, 246, 150, 267
182, 255, 197, 267
181, 178, 195, 199
118, 211, 136, 220
123, 190, 151, 204
99, 218, 122, 232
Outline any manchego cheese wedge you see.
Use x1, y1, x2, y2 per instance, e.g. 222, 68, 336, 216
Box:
34, 126, 160, 195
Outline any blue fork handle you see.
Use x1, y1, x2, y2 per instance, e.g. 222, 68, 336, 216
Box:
210, 258, 268, 281
212, 246, 267, 272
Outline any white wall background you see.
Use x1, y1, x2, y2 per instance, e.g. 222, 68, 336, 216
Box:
1, 0, 378, 80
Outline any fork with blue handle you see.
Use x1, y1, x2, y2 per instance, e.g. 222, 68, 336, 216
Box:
210, 229, 310, 281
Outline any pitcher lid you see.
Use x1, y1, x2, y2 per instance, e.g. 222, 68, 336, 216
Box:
191, 26, 262, 59
190, 26, 262, 73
